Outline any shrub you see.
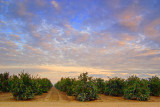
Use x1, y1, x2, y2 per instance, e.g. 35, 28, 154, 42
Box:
104, 77, 125, 96
124, 76, 150, 101
0, 72, 11, 92
55, 72, 98, 101
11, 72, 53, 100
31, 78, 43, 95
94, 78, 105, 94
75, 73, 98, 101
11, 73, 34, 100
31, 78, 52, 95
148, 76, 160, 96
55, 78, 76, 96
0, 72, 53, 100
39, 78, 53, 93
74, 80, 98, 101
54, 78, 68, 92
65, 78, 75, 96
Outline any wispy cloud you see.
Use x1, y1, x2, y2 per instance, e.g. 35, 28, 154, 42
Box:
51, 0, 59, 9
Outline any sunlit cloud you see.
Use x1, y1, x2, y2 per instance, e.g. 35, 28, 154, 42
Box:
51, 0, 59, 9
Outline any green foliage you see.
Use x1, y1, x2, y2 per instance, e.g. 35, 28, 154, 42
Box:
11, 72, 52, 100
0, 72, 53, 98
74, 80, 98, 101
148, 76, 160, 96
11, 73, 34, 100
104, 77, 125, 96
124, 76, 150, 101
0, 72, 11, 92
55, 73, 155, 101
31, 78, 43, 95
55, 72, 98, 101
94, 78, 105, 94
78, 72, 92, 82
55, 77, 75, 96
39, 78, 53, 93
31, 78, 52, 95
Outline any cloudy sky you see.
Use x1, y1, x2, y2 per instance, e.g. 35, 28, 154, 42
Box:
0, 0, 160, 83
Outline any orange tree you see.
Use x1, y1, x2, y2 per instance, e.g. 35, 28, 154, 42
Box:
148, 76, 160, 96
124, 76, 150, 101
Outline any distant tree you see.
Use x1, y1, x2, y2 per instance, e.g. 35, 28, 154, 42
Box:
148, 76, 160, 96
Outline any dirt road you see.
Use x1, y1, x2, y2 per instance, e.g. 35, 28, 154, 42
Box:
32, 87, 71, 102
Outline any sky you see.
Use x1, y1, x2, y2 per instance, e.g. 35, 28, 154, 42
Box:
0, 0, 160, 83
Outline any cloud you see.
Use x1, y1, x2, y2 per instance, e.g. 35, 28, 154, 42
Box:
117, 6, 143, 31
153, 57, 160, 61
137, 49, 160, 56
64, 24, 76, 35
119, 33, 136, 41
15, 2, 34, 20
51, 0, 59, 9
75, 32, 90, 43
144, 18, 160, 43
35, 0, 47, 7
9, 35, 21, 41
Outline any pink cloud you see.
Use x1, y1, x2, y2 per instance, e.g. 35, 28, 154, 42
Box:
144, 18, 160, 42
64, 24, 76, 35
75, 33, 90, 43
35, 0, 47, 7
16, 2, 33, 18
95, 33, 111, 45
117, 41, 125, 46
118, 6, 143, 31
51, 0, 59, 9
24, 44, 43, 55
153, 57, 160, 61
9, 35, 21, 41
137, 49, 160, 56
121, 33, 135, 41
40, 42, 53, 51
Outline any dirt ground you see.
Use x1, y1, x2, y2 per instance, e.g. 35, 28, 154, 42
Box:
0, 87, 71, 102
0, 87, 160, 107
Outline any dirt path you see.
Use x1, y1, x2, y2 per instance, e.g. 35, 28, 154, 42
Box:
43, 87, 59, 101
33, 87, 70, 102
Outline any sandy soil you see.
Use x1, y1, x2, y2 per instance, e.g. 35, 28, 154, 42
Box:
0, 87, 160, 107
